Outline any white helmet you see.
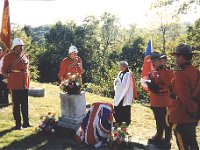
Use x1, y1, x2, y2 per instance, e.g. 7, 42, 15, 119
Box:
12, 38, 25, 49
68, 45, 78, 54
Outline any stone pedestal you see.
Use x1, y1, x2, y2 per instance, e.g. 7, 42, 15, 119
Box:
29, 88, 45, 97
57, 91, 86, 130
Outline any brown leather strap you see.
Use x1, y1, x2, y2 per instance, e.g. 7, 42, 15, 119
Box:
62, 59, 78, 79
6, 53, 24, 73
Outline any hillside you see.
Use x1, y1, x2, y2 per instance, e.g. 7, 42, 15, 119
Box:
0, 82, 199, 149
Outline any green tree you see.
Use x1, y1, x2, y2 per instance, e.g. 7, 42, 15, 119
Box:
187, 18, 200, 69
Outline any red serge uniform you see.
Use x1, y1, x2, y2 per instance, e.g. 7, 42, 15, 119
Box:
148, 63, 174, 147
58, 56, 83, 81
2, 52, 30, 90
169, 64, 198, 124
149, 68, 174, 107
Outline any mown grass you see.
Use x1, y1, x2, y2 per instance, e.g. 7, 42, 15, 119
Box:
0, 82, 199, 149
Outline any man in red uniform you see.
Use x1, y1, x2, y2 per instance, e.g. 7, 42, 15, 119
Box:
146, 52, 174, 149
58, 45, 83, 83
0, 46, 9, 105
2, 38, 31, 130
169, 44, 199, 150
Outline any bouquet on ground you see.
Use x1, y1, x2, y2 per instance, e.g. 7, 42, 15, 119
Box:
37, 112, 57, 133
60, 73, 81, 94
107, 122, 132, 148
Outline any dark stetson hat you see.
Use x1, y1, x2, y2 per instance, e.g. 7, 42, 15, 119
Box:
171, 44, 198, 56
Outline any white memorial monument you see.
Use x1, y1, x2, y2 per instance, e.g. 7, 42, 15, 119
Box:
57, 91, 86, 130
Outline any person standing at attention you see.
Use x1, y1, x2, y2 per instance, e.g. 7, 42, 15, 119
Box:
147, 52, 174, 149
113, 61, 137, 127
169, 44, 199, 150
2, 38, 31, 130
58, 45, 83, 84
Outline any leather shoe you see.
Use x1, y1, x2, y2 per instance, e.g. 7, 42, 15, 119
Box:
14, 126, 22, 130
22, 124, 32, 128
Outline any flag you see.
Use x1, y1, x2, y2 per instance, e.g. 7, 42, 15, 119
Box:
1, 0, 12, 52
141, 39, 153, 92
75, 102, 113, 147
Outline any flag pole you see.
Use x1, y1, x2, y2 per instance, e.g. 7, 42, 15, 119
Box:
151, 34, 153, 52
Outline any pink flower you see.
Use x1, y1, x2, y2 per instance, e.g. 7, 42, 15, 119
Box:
121, 127, 126, 132
114, 132, 118, 137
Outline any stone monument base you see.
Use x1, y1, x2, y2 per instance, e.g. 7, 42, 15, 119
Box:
57, 91, 86, 130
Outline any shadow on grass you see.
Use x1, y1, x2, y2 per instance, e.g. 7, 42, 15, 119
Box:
2, 131, 79, 150
0, 127, 15, 137
2, 126, 154, 150
0, 103, 12, 109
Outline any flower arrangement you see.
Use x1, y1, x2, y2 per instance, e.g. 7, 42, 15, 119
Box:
37, 112, 57, 133
60, 73, 81, 95
107, 122, 132, 148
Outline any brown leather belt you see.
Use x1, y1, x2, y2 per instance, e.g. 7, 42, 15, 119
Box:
9, 70, 27, 73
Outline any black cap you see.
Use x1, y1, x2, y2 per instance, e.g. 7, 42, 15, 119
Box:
150, 52, 161, 61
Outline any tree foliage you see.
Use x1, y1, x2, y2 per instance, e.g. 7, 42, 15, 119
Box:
8, 11, 200, 99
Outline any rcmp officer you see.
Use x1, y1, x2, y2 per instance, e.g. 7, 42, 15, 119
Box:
146, 52, 174, 149
0, 46, 9, 105
58, 45, 83, 83
2, 38, 31, 130
169, 44, 199, 150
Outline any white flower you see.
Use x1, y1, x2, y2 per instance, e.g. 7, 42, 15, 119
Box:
113, 137, 117, 141
125, 137, 128, 143
51, 129, 55, 133
71, 74, 76, 79
94, 141, 103, 148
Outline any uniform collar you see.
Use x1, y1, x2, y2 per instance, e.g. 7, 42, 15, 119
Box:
177, 62, 191, 71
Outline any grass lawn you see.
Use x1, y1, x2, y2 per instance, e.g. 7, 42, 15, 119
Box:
0, 81, 199, 149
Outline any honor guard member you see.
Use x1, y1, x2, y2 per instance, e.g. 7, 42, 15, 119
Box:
58, 45, 83, 83
169, 44, 199, 150
0, 46, 9, 105
146, 52, 174, 149
2, 38, 31, 130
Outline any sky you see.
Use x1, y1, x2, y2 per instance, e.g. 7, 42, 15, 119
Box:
0, 0, 200, 28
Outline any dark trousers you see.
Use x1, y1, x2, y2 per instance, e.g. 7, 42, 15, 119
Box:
151, 106, 172, 142
114, 100, 131, 126
173, 123, 199, 150
0, 75, 9, 105
12, 89, 29, 127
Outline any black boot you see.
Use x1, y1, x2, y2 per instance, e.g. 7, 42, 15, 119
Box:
148, 134, 163, 145
14, 121, 22, 130
22, 120, 32, 128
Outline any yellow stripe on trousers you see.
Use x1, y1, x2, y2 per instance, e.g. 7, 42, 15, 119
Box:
165, 107, 170, 127
173, 124, 185, 150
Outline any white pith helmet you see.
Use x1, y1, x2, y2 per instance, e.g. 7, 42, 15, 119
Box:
68, 45, 78, 54
12, 38, 25, 49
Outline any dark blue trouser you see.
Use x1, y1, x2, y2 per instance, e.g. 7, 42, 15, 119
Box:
12, 89, 29, 127
173, 123, 199, 150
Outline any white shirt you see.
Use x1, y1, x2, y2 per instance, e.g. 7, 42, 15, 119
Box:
0, 56, 4, 74
114, 71, 133, 106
